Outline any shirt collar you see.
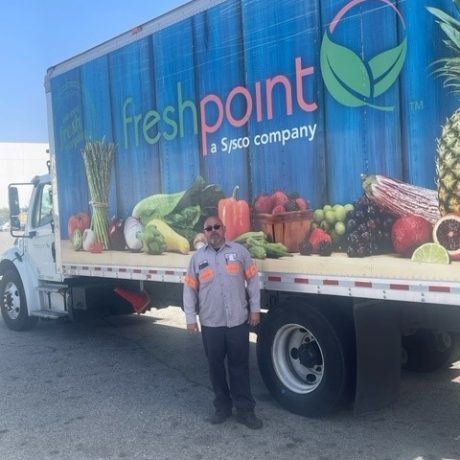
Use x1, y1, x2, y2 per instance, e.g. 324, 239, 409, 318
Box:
205, 240, 231, 252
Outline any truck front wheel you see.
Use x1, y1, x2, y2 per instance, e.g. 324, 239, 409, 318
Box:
257, 303, 351, 417
0, 269, 38, 331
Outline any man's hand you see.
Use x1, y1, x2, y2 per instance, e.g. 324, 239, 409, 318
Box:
248, 312, 261, 327
187, 322, 200, 334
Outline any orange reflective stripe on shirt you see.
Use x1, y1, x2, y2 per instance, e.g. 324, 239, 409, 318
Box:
245, 264, 258, 280
226, 262, 240, 274
184, 275, 198, 290
199, 268, 214, 282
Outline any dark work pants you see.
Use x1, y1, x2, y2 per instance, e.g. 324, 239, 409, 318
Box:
201, 322, 255, 414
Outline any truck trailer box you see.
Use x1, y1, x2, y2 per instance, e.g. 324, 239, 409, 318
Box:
47, 0, 459, 287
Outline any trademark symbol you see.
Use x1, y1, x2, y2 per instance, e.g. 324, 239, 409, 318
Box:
409, 100, 424, 111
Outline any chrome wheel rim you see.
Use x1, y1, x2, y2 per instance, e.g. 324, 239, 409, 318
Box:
3, 281, 21, 320
272, 323, 324, 394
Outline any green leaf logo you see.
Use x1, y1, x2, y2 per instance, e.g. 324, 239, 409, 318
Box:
320, 1, 407, 111
369, 39, 407, 98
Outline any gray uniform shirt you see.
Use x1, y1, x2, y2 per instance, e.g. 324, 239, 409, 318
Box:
183, 240, 261, 327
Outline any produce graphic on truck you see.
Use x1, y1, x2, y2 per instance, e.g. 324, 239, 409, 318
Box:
2, 0, 460, 417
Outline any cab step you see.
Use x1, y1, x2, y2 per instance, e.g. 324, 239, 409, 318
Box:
30, 310, 68, 319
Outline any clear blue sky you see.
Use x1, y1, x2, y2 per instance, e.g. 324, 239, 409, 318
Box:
0, 0, 187, 143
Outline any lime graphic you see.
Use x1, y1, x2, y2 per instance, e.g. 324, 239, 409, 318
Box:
321, 0, 407, 111
411, 243, 450, 264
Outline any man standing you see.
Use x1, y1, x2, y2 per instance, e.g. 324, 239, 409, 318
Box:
183, 216, 263, 429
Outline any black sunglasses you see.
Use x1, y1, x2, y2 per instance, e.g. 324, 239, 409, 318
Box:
204, 224, 222, 232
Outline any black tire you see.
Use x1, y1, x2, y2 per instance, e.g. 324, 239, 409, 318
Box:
257, 303, 350, 417
402, 329, 457, 372
451, 333, 460, 363
0, 269, 38, 331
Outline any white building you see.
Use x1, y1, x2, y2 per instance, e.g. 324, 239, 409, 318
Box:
0, 143, 49, 208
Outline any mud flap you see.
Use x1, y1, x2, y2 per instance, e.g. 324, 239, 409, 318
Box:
353, 300, 401, 415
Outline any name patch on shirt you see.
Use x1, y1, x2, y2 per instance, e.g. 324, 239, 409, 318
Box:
198, 260, 209, 270
225, 253, 237, 264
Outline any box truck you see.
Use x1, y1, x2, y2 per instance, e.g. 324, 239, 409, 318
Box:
2, 0, 460, 416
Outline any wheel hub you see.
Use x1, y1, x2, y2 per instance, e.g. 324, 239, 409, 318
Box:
3, 282, 21, 320
296, 341, 323, 368
272, 324, 325, 394
434, 331, 452, 352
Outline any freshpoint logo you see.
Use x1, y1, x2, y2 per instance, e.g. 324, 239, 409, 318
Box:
121, 0, 407, 156
320, 0, 407, 111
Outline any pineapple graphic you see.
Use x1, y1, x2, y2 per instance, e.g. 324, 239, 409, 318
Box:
428, 1, 460, 215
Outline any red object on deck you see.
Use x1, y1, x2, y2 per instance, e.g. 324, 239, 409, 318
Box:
114, 288, 151, 314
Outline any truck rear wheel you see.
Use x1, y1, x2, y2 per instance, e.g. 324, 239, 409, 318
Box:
0, 269, 38, 331
257, 303, 350, 417
402, 329, 458, 372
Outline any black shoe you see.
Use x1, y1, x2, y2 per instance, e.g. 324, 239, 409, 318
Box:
208, 410, 231, 425
236, 412, 263, 430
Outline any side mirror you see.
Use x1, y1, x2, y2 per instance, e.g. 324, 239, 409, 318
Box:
8, 186, 21, 231
8, 183, 33, 237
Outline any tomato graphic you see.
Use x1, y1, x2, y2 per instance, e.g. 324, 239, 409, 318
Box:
67, 213, 90, 239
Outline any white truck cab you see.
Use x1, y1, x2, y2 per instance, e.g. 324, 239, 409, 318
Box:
0, 172, 68, 330
0, 169, 150, 332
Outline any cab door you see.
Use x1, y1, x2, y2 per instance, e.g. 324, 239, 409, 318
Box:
26, 183, 60, 281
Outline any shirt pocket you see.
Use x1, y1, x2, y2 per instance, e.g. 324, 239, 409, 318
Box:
199, 267, 214, 283
225, 262, 241, 275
